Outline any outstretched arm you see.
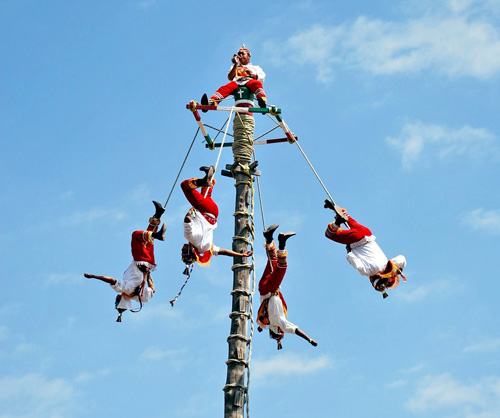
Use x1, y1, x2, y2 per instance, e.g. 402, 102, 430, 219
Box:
295, 328, 318, 347
84, 273, 117, 285
218, 248, 253, 258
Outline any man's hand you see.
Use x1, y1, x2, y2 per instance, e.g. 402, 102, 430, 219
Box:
246, 70, 256, 79
231, 54, 240, 64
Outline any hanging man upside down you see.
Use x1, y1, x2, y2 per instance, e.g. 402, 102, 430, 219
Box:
181, 165, 253, 266
257, 224, 318, 349
202, 45, 268, 110
84, 201, 166, 321
323, 200, 407, 297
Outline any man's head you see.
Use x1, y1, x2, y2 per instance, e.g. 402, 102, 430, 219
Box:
181, 243, 195, 265
237, 45, 251, 64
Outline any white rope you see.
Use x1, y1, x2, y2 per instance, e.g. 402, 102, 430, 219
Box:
292, 139, 336, 204
204, 108, 234, 198
264, 113, 338, 205
163, 128, 199, 208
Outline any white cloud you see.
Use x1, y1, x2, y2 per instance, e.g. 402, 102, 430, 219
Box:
0, 373, 83, 418
14, 343, 33, 355
140, 346, 186, 362
461, 208, 500, 235
137, 0, 157, 9
397, 284, 432, 303
251, 352, 332, 381
445, 0, 500, 16
398, 276, 463, 303
173, 393, 218, 417
140, 347, 190, 371
130, 301, 183, 323
386, 121, 499, 169
387, 379, 408, 389
126, 183, 153, 205
75, 368, 111, 383
406, 373, 500, 417
400, 362, 427, 374
464, 338, 500, 353
268, 3, 500, 83
58, 190, 74, 201
59, 207, 127, 227
283, 25, 344, 83
45, 272, 83, 285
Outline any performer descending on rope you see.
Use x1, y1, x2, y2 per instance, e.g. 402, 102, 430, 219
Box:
181, 166, 253, 266
257, 224, 318, 349
84, 201, 166, 321
201, 45, 267, 111
323, 200, 407, 297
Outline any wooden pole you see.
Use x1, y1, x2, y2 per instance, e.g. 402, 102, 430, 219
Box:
224, 168, 254, 418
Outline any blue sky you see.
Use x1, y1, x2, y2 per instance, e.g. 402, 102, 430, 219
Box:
2, 0, 500, 417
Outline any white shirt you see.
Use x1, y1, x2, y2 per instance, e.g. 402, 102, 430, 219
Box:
346, 235, 389, 277
259, 293, 297, 335
229, 63, 266, 84
111, 262, 154, 310
183, 208, 219, 254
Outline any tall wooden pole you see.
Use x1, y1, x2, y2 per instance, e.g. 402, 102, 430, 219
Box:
223, 168, 254, 418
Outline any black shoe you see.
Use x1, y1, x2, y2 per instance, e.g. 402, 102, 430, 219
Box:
263, 224, 279, 244
324, 199, 335, 211
201, 93, 209, 113
278, 231, 296, 250
198, 165, 215, 186
152, 200, 165, 220
152, 223, 166, 241
324, 199, 349, 226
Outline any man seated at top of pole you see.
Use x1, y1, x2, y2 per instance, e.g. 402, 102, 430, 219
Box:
204, 45, 267, 110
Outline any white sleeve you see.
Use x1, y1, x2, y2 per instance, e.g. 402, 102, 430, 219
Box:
212, 245, 220, 256
346, 252, 370, 276
253, 65, 266, 82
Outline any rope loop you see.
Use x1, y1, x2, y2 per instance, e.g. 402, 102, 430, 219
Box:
227, 333, 251, 342
222, 383, 248, 392
226, 359, 249, 366
231, 263, 254, 271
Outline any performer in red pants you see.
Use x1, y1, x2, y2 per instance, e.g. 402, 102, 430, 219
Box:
181, 166, 252, 266
257, 224, 317, 349
85, 201, 166, 321
324, 199, 407, 294
205, 45, 268, 109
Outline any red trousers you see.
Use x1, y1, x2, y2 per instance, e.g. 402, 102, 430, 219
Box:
181, 179, 219, 218
211, 79, 266, 102
258, 247, 287, 295
325, 216, 372, 245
